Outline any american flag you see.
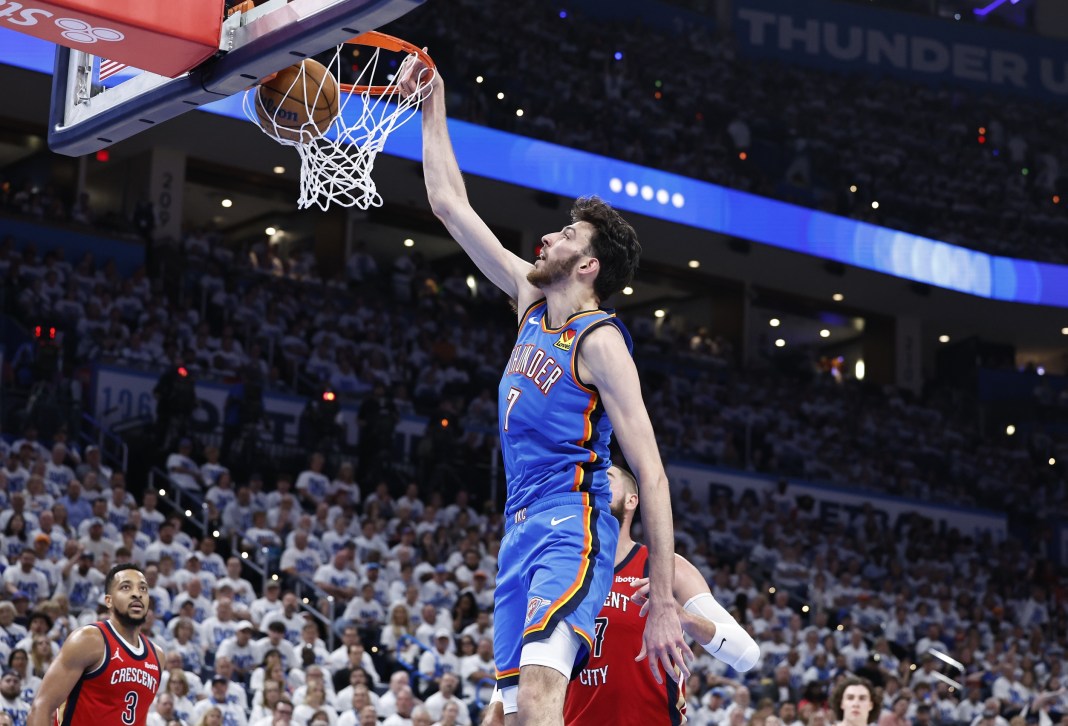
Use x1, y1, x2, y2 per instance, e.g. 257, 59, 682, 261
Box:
99, 58, 127, 81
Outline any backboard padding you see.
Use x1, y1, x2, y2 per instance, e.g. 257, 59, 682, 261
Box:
48, 0, 425, 156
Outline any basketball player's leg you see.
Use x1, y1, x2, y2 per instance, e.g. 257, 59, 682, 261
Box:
493, 525, 527, 724
513, 623, 582, 725
482, 688, 505, 726
510, 508, 617, 724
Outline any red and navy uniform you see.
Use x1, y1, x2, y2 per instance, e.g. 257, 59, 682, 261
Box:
563, 543, 687, 725
56, 620, 161, 726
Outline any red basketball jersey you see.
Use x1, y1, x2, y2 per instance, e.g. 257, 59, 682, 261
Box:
56, 620, 161, 726
564, 543, 686, 725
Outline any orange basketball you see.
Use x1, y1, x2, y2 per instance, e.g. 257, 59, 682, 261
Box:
255, 59, 339, 142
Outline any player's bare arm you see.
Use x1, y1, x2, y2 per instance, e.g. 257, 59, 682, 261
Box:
627, 556, 718, 643
399, 58, 538, 313
27, 625, 105, 726
631, 554, 761, 672
576, 324, 692, 684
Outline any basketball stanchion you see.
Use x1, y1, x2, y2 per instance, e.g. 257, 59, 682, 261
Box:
243, 31, 436, 211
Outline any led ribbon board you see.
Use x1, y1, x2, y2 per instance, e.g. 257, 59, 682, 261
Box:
4, 29, 1068, 307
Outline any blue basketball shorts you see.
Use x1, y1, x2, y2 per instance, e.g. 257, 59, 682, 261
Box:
493, 492, 619, 690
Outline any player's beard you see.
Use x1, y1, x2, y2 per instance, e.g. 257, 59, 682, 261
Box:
609, 498, 625, 527
113, 602, 147, 630
527, 252, 584, 289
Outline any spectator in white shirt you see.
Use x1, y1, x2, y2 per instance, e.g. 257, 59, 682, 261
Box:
252, 621, 298, 672
423, 672, 469, 725
296, 453, 331, 508
250, 581, 284, 627
320, 517, 356, 562
418, 630, 460, 692
42, 445, 75, 495
166, 438, 203, 493
280, 530, 322, 580
215, 619, 259, 683
314, 547, 359, 603
172, 578, 213, 623
225, 487, 258, 539
459, 638, 495, 708
139, 491, 167, 538
200, 446, 230, 488
205, 473, 239, 522
3, 549, 50, 603
145, 519, 191, 569
216, 557, 256, 607
260, 592, 307, 646
382, 686, 418, 726
200, 598, 240, 656
421, 565, 458, 611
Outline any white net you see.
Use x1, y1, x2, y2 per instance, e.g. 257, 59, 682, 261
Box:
242, 36, 435, 211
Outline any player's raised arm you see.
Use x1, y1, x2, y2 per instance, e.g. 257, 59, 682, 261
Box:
27, 625, 105, 726
576, 323, 692, 684
398, 58, 536, 309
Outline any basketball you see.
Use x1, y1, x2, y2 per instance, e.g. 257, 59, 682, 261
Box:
255, 58, 339, 142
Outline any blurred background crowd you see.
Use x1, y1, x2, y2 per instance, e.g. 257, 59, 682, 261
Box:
0, 0, 1066, 725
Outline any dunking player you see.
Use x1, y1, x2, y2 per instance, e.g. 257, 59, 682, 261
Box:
399, 62, 690, 725
564, 466, 760, 724
28, 564, 164, 726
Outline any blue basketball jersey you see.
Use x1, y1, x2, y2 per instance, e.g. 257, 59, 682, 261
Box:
498, 301, 632, 516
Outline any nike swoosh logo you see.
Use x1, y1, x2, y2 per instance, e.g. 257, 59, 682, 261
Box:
528, 317, 539, 325
550, 515, 577, 526
713, 637, 726, 654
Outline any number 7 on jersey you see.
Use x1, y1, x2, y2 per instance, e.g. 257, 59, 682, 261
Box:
504, 387, 521, 431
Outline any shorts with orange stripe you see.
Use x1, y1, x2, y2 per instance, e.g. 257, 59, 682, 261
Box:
494, 492, 619, 690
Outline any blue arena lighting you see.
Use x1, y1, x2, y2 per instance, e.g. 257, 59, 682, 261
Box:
5, 29, 1068, 307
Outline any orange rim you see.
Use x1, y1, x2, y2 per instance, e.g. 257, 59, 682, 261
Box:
339, 31, 435, 96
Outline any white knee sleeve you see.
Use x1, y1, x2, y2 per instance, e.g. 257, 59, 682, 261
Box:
519, 620, 582, 678
683, 593, 761, 672
500, 685, 517, 715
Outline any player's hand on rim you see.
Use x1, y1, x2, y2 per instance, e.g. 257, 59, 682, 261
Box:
397, 48, 438, 98
635, 596, 693, 685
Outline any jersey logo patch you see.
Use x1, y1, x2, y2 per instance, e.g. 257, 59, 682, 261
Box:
528, 317, 539, 325
554, 329, 576, 351
111, 650, 124, 663
526, 597, 550, 624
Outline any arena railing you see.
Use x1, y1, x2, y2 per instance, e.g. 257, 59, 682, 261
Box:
235, 534, 272, 601
78, 411, 129, 473
290, 576, 338, 651
151, 465, 208, 540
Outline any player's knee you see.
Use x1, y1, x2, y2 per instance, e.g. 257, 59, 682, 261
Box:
516, 665, 566, 715
480, 701, 506, 726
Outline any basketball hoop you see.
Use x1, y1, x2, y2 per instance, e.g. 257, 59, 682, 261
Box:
242, 31, 436, 211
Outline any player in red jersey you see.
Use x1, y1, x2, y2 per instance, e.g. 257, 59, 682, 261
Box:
562, 466, 761, 725
27, 564, 165, 726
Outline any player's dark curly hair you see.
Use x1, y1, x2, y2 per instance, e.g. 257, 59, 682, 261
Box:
571, 196, 640, 303
105, 563, 145, 594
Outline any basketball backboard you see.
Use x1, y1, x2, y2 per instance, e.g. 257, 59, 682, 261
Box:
45, 0, 424, 156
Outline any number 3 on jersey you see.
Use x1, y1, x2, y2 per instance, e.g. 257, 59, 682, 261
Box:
122, 691, 138, 725
504, 387, 521, 431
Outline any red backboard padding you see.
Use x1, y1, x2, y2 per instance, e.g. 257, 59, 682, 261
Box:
5, 0, 224, 77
